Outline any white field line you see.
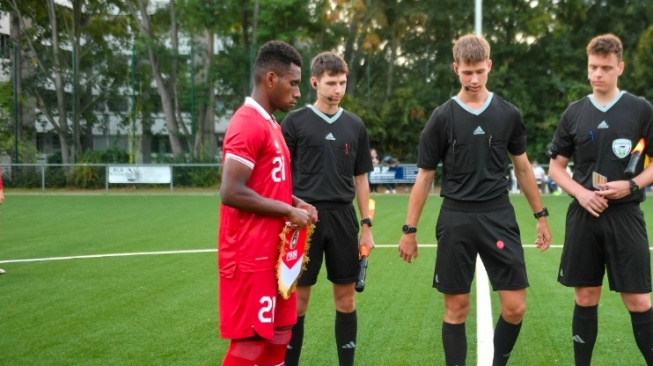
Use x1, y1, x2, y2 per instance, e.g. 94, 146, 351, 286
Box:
0, 244, 564, 264
476, 256, 494, 366
0, 249, 217, 264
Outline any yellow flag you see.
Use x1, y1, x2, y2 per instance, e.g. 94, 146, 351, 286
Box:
369, 199, 376, 219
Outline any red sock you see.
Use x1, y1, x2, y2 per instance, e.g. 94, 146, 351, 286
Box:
256, 343, 287, 365
256, 330, 291, 366
222, 352, 256, 366
221, 340, 264, 366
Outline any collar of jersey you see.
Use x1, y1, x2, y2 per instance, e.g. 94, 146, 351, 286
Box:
588, 90, 625, 112
451, 93, 494, 116
244, 97, 277, 127
308, 104, 344, 124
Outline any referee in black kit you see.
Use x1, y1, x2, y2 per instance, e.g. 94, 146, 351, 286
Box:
548, 33, 653, 366
398, 34, 551, 366
281, 51, 375, 366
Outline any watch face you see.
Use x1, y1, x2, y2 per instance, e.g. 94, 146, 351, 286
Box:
402, 224, 416, 234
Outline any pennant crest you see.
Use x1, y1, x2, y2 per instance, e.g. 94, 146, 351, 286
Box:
276, 222, 315, 299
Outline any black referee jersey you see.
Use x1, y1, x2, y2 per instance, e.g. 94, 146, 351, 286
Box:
281, 105, 373, 205
418, 93, 527, 202
552, 91, 653, 204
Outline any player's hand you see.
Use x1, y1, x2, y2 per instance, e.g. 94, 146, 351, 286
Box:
398, 234, 418, 263
577, 189, 608, 217
286, 207, 313, 229
293, 198, 318, 224
595, 180, 630, 200
534, 219, 552, 252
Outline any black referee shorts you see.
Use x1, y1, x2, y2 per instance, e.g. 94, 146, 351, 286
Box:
558, 201, 651, 293
298, 204, 359, 286
433, 197, 528, 294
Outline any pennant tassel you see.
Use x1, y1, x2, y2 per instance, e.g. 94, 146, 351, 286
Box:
276, 222, 315, 299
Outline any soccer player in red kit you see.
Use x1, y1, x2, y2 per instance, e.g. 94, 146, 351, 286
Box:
218, 40, 317, 366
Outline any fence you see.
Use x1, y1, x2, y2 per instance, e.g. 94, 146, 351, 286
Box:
0, 163, 222, 192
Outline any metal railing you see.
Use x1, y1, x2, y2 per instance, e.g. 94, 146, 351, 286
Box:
0, 163, 222, 192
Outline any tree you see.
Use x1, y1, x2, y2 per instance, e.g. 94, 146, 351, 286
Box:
2, 0, 133, 164
126, 0, 189, 159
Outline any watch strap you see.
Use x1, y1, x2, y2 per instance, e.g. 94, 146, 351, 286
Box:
533, 207, 549, 219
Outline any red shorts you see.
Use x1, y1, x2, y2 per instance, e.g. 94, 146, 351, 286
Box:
219, 269, 297, 340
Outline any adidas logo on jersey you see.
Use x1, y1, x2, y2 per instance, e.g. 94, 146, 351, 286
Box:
597, 121, 609, 129
325, 133, 336, 140
473, 126, 485, 135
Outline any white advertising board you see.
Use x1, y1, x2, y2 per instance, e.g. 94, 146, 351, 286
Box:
108, 165, 172, 184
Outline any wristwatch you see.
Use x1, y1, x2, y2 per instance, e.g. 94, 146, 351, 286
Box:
360, 218, 373, 228
629, 179, 640, 193
402, 224, 417, 234
533, 207, 549, 219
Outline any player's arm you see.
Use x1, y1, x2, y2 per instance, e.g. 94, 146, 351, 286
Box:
510, 153, 551, 251
220, 158, 311, 228
354, 173, 375, 251
398, 168, 434, 263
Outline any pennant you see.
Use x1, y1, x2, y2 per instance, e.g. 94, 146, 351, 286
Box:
276, 222, 315, 299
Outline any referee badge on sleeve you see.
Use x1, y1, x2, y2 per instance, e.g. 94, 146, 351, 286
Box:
276, 221, 315, 299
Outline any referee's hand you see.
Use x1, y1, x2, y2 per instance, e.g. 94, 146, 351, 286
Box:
398, 235, 418, 263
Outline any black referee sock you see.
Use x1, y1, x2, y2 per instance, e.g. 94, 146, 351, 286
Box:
572, 303, 598, 366
630, 307, 653, 365
285, 315, 305, 366
442, 322, 466, 366
335, 310, 357, 366
492, 315, 522, 366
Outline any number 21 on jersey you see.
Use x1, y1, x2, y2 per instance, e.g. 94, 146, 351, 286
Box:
271, 156, 286, 182
258, 296, 276, 323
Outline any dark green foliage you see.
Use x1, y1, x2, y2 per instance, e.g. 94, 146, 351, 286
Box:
3, 0, 652, 166
171, 165, 220, 188
151, 154, 220, 188
69, 148, 130, 189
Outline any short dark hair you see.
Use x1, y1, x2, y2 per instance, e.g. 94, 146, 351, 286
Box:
311, 52, 349, 79
586, 34, 623, 62
254, 40, 303, 84
453, 34, 490, 64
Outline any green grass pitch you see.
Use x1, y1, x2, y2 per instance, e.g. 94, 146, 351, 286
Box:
1, 192, 652, 365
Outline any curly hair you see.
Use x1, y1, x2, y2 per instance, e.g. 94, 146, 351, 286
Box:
253, 40, 303, 84
586, 34, 623, 62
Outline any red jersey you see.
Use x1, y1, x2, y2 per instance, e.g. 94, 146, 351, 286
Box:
0, 171, 3, 189
218, 97, 293, 274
